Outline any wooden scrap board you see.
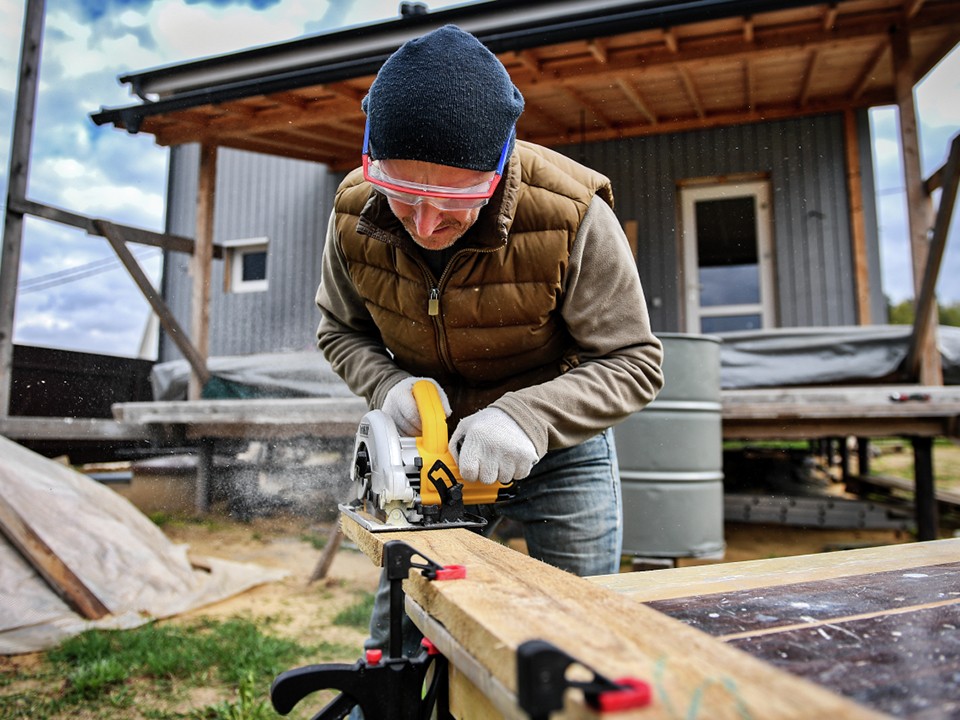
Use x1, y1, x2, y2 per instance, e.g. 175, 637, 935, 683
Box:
591, 538, 960, 719
340, 513, 885, 719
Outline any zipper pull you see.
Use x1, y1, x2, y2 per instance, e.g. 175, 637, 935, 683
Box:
428, 288, 440, 316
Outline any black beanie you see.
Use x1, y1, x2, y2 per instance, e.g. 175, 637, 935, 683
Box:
362, 25, 524, 172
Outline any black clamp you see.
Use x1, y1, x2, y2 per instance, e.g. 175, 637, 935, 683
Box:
517, 639, 652, 719
270, 541, 463, 720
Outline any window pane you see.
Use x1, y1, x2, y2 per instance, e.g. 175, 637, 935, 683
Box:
701, 314, 762, 333
242, 251, 267, 282
699, 264, 760, 306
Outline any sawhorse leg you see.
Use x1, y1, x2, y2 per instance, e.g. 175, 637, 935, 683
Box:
911, 436, 938, 541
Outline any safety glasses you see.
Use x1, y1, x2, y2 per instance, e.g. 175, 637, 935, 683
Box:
362, 117, 514, 211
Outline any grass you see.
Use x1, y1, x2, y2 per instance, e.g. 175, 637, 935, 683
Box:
332, 592, 376, 630
0, 617, 355, 720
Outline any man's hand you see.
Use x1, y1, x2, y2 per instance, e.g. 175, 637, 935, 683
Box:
450, 408, 539, 485
381, 377, 451, 436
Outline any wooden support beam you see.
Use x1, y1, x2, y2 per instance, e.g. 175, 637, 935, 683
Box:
340, 513, 884, 719
843, 109, 872, 324
905, 133, 960, 380
0, 0, 44, 417
95, 220, 210, 387
11, 198, 221, 258
614, 78, 657, 125
891, 23, 941, 384
851, 41, 888, 101
0, 493, 109, 619
189, 143, 217, 401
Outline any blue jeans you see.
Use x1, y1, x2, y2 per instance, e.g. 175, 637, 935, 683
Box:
364, 429, 622, 657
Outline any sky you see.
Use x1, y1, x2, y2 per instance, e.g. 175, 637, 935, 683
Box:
0, 0, 958, 360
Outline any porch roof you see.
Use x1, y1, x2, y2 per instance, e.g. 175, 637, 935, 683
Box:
91, 0, 960, 171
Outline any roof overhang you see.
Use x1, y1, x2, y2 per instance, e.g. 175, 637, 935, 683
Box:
92, 0, 960, 171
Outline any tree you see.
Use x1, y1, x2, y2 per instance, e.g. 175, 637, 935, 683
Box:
884, 298, 960, 327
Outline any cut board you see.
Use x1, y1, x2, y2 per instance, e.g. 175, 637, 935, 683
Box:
340, 513, 884, 719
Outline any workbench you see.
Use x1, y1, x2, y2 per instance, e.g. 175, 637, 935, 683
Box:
337, 513, 959, 719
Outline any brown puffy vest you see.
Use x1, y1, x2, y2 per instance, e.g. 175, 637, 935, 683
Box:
333, 141, 614, 422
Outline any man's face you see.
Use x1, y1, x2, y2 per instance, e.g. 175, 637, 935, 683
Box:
379, 159, 492, 251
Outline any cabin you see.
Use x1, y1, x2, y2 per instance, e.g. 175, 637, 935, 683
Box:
3, 0, 959, 541
90, 0, 956, 365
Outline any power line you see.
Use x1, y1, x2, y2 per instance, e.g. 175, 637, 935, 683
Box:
19, 248, 162, 294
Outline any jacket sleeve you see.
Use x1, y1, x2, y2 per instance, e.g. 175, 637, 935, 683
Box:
315, 211, 410, 408
492, 196, 664, 455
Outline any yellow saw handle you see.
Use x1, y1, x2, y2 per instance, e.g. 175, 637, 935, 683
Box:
413, 380, 502, 506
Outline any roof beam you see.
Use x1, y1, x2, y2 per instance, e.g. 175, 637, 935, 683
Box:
677, 65, 705, 119
798, 49, 823, 106
614, 77, 658, 125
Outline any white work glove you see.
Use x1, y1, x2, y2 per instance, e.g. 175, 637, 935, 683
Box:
380, 377, 451, 436
450, 408, 539, 485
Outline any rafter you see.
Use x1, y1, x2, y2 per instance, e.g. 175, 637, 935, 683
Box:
587, 39, 608, 64
850, 40, 889, 99
798, 49, 823, 106
614, 77, 658, 124
677, 65, 705, 119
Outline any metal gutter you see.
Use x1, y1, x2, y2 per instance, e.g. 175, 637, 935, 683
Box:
91, 0, 836, 133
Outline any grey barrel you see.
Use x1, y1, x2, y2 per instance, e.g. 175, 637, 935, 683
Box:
614, 333, 725, 559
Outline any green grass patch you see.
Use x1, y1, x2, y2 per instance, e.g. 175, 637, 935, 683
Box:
0, 617, 354, 720
332, 592, 376, 629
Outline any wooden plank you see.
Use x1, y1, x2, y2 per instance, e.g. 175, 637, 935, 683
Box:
113, 397, 367, 439
96, 220, 211, 388
0, 0, 44, 417
0, 416, 150, 441
855, 473, 960, 506
588, 537, 960, 603
11, 198, 222, 258
0, 493, 110, 619
339, 513, 884, 719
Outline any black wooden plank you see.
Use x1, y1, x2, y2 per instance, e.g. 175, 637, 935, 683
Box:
647, 561, 960, 637
729, 604, 960, 719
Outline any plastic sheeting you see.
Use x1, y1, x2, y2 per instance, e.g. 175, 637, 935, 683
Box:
152, 350, 358, 401
0, 436, 287, 654
151, 327, 960, 400
717, 325, 960, 389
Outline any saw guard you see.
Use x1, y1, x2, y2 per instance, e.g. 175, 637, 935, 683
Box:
350, 409, 418, 527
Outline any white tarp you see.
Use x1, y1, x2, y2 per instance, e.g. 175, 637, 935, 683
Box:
0, 435, 287, 654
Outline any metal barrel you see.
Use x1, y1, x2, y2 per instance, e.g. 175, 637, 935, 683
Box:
614, 333, 725, 559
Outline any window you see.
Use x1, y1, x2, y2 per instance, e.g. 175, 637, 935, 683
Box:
680, 180, 775, 333
223, 237, 268, 293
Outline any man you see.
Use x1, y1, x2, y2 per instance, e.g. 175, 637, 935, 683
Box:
317, 24, 663, 656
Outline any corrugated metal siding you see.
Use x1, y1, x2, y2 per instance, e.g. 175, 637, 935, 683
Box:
162, 112, 879, 358
161, 145, 336, 361
557, 113, 871, 331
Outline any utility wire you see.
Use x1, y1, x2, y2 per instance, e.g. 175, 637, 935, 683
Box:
19, 248, 162, 294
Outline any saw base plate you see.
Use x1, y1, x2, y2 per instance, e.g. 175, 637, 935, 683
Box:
338, 503, 487, 533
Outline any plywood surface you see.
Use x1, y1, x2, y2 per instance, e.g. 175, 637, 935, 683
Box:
592, 538, 960, 719
340, 513, 884, 719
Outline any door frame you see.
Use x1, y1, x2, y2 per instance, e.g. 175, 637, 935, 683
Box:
680, 178, 776, 334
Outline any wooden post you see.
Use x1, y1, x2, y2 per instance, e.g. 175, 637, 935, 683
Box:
189, 143, 217, 401
911, 436, 938, 541
0, 0, 45, 417
905, 135, 960, 380
843, 109, 872, 325
890, 23, 942, 385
